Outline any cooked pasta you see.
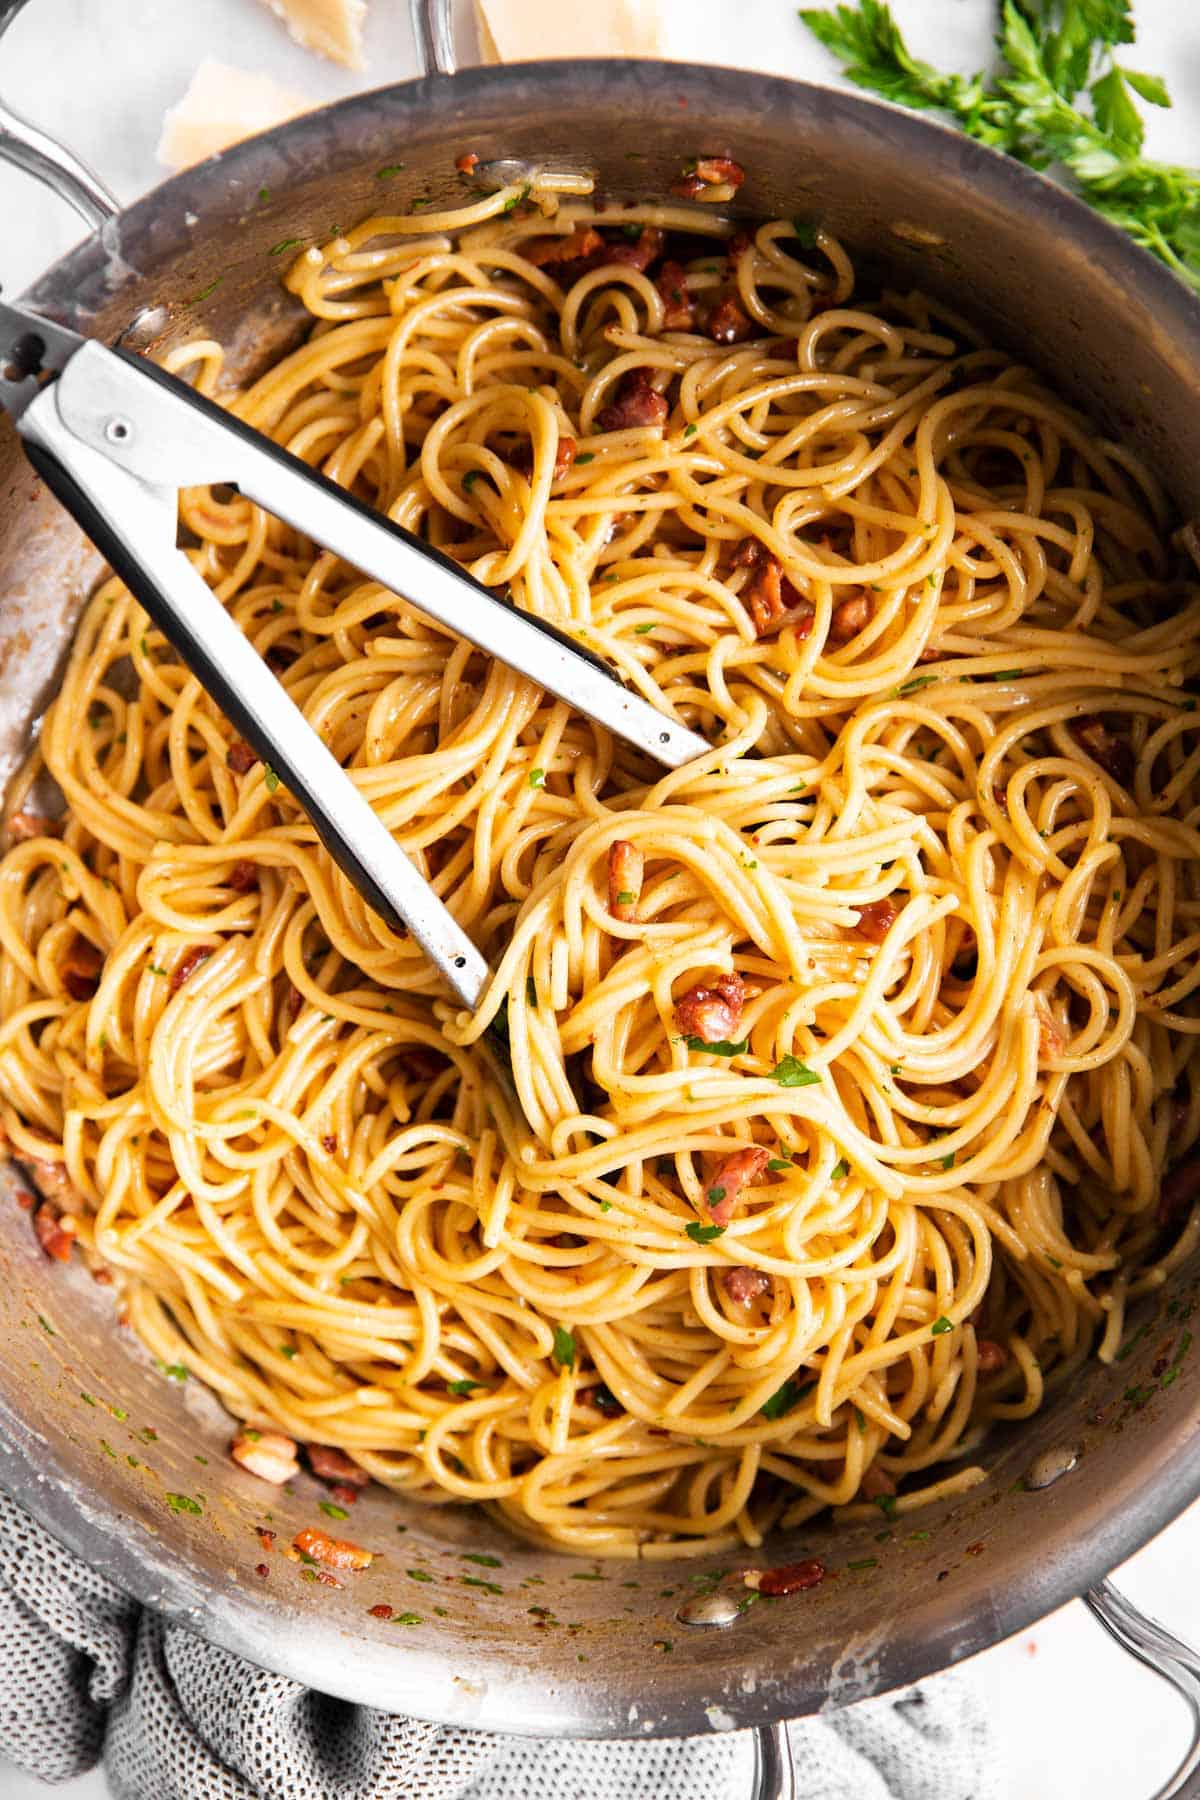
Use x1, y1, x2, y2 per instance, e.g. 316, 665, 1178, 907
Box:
3, 177, 1200, 1558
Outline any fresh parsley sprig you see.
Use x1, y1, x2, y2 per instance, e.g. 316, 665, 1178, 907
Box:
799, 0, 1200, 291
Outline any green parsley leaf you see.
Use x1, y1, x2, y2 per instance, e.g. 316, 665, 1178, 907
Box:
552, 1326, 576, 1369
832, 1158, 849, 1179
528, 768, 545, 788
377, 163, 406, 179
190, 277, 223, 304
407, 1567, 433, 1581
930, 1315, 953, 1336
874, 1492, 899, 1518
847, 1555, 878, 1570
616, 889, 635, 904
761, 1375, 815, 1420
269, 238, 302, 256
685, 1035, 749, 1056
575, 451, 595, 464
633, 622, 655, 634
791, 218, 819, 246
155, 1361, 189, 1382
683, 423, 698, 438
686, 1220, 725, 1243
318, 1500, 348, 1520
706, 1185, 726, 1205
940, 1149, 956, 1170
599, 1199, 613, 1213
766, 1157, 794, 1172
165, 1492, 203, 1515
895, 674, 939, 697
462, 470, 482, 491
770, 1055, 821, 1087
393, 1611, 423, 1624
448, 1378, 485, 1395
798, 0, 1200, 293
263, 765, 280, 793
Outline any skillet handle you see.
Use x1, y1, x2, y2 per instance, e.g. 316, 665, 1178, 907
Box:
410, 0, 458, 77
0, 1, 117, 226
1086, 1578, 1200, 1799
751, 1723, 796, 1799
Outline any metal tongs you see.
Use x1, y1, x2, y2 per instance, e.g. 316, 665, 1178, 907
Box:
0, 300, 708, 1014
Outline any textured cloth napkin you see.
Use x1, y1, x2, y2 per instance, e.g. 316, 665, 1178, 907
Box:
0, 1488, 998, 1799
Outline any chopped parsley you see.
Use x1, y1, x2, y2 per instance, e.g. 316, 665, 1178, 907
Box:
686, 1220, 725, 1244
634, 622, 655, 634
528, 768, 546, 788
407, 1568, 434, 1582
770, 1055, 820, 1086
165, 1492, 203, 1516
685, 1035, 749, 1056
791, 218, 818, 247
461, 1552, 502, 1567
263, 765, 280, 793
766, 1158, 793, 1172
575, 452, 595, 464
269, 238, 302, 256
761, 1376, 815, 1420
552, 1326, 576, 1369
318, 1501, 348, 1520
832, 1158, 849, 1179
190, 277, 223, 304
376, 163, 406, 179
155, 1361, 189, 1382
895, 674, 939, 697
393, 1612, 423, 1625
930, 1315, 953, 1336
448, 1378, 484, 1395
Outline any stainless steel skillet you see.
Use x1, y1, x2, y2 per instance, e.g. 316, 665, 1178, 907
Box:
1, 3, 1200, 1795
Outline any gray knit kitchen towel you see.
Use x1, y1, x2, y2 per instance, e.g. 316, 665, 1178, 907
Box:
0, 1490, 998, 1799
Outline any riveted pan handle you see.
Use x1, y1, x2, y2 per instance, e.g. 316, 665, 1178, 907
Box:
410, 0, 458, 77
1086, 1578, 1200, 1799
0, 0, 117, 226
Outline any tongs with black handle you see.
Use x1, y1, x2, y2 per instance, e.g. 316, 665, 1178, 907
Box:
0, 300, 708, 1012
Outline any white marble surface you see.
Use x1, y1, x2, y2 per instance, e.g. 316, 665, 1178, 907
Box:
1, 1, 1199, 1795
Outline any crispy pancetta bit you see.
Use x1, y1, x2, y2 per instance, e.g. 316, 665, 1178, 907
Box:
851, 898, 899, 943
707, 1145, 771, 1227
732, 538, 813, 639
721, 1265, 772, 1306
231, 1429, 300, 1485
306, 1444, 370, 1487
675, 972, 745, 1044
607, 840, 643, 923
6, 810, 61, 842
293, 1527, 373, 1571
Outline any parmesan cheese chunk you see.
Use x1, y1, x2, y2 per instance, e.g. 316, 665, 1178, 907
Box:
474, 0, 669, 60
157, 59, 313, 170
258, 0, 367, 69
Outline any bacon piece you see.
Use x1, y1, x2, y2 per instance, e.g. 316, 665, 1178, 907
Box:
596, 369, 670, 433
170, 946, 212, 993
675, 972, 745, 1044
33, 1202, 76, 1263
735, 540, 813, 639
828, 594, 872, 643
27, 1158, 79, 1207
695, 157, 745, 188
329, 1483, 359, 1508
860, 1463, 896, 1500
229, 860, 258, 893
293, 1526, 373, 1571
709, 295, 754, 345
13, 1191, 33, 1211
510, 435, 577, 481
1034, 996, 1065, 1060
745, 1559, 824, 1596
321, 1134, 337, 1154
231, 1430, 300, 1485
306, 1444, 370, 1487
721, 1265, 772, 1306
227, 739, 259, 775
604, 226, 664, 272
976, 1339, 1009, 1373
852, 898, 899, 943
62, 938, 102, 1001
1074, 715, 1134, 786
655, 260, 694, 330
369, 1602, 394, 1619
607, 840, 643, 923
455, 152, 479, 175
524, 226, 605, 269
6, 810, 60, 842
1158, 1148, 1200, 1226
707, 1145, 771, 1228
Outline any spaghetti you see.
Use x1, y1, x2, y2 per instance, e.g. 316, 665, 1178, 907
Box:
2, 181, 1200, 1557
